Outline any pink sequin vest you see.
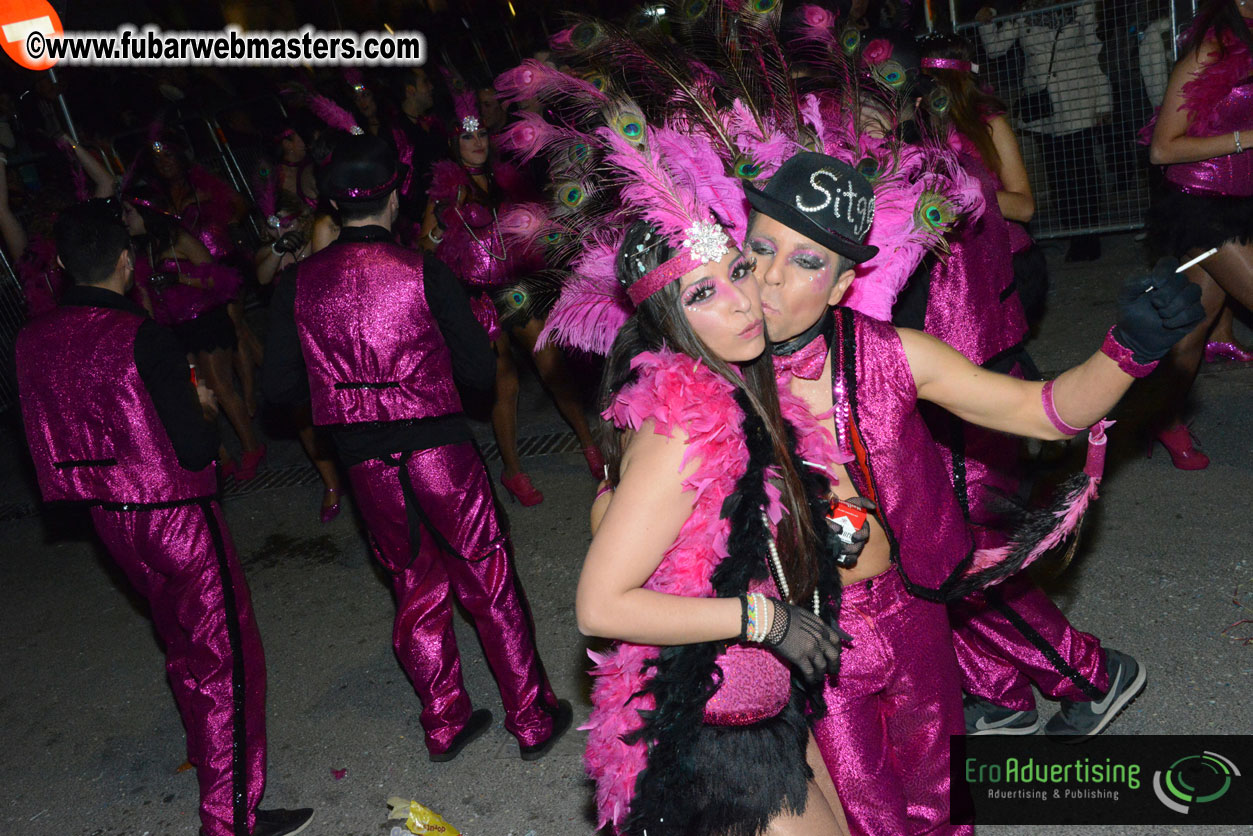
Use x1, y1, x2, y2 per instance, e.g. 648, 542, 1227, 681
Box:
16, 305, 216, 504
294, 242, 461, 425
924, 152, 1028, 366
837, 309, 975, 598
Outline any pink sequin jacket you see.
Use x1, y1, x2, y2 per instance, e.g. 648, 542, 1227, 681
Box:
583, 350, 840, 833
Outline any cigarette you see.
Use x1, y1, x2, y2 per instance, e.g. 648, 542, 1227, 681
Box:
1176, 248, 1219, 273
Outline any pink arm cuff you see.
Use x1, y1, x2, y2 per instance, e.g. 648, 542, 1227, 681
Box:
1100, 326, 1159, 378
1041, 380, 1087, 437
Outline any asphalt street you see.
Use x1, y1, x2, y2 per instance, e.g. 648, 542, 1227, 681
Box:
2, 232, 1251, 835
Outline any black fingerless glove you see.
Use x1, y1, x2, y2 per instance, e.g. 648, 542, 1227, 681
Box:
759, 599, 852, 684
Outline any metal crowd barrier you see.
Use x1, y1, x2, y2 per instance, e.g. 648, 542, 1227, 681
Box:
0, 247, 24, 413
956, 0, 1186, 240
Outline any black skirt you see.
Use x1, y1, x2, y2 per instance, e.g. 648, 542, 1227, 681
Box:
1148, 187, 1253, 259
624, 690, 813, 836
172, 305, 238, 355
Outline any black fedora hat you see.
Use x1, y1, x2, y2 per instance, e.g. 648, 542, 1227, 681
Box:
323, 133, 408, 202
744, 152, 878, 263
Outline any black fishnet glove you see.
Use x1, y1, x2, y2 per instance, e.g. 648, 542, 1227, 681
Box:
1111, 258, 1204, 364
760, 599, 853, 684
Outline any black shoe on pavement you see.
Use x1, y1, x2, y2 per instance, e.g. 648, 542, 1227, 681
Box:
519, 699, 574, 761
429, 708, 493, 763
1044, 649, 1146, 743
252, 807, 315, 836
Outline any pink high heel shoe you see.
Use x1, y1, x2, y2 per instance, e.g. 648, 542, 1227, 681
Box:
320, 487, 342, 523
1203, 341, 1253, 363
1148, 425, 1209, 471
235, 444, 267, 481
501, 472, 544, 506
582, 445, 606, 479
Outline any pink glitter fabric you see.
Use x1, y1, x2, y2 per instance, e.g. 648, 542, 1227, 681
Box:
91, 501, 267, 836
131, 256, 241, 326
17, 304, 263, 836
347, 442, 559, 752
951, 128, 1034, 256
951, 573, 1108, 713
923, 152, 1028, 366
17, 305, 216, 503
294, 243, 462, 425
1100, 326, 1158, 377
584, 350, 839, 832
811, 570, 969, 836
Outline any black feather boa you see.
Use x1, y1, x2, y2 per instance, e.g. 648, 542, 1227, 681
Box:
620, 389, 845, 836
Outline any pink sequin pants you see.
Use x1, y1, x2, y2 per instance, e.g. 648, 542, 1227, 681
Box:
90, 500, 266, 836
348, 442, 558, 754
813, 570, 971, 836
951, 572, 1108, 712
946, 415, 1109, 712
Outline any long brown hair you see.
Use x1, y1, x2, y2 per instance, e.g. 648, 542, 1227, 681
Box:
1185, 0, 1253, 59
598, 220, 820, 603
919, 33, 1006, 175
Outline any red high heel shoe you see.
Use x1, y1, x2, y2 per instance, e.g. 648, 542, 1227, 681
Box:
582, 445, 606, 480
1148, 425, 1209, 470
320, 487, 342, 523
235, 444, 267, 481
501, 472, 544, 506
1203, 341, 1253, 363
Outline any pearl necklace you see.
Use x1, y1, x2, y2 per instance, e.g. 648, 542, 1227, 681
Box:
453, 205, 509, 262
762, 512, 821, 616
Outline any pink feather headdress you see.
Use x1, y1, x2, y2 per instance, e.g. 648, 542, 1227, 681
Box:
306, 93, 362, 136
537, 119, 748, 354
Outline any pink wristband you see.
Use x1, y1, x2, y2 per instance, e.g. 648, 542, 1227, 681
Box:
1041, 380, 1086, 436
1100, 326, 1158, 378
595, 482, 615, 500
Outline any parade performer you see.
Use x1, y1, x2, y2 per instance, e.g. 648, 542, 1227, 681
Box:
747, 151, 1200, 834
15, 200, 313, 836
420, 84, 601, 505
524, 103, 853, 833
1145, 0, 1253, 469
262, 133, 571, 762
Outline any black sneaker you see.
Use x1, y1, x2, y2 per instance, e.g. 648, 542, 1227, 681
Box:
964, 693, 1040, 736
252, 807, 314, 836
1044, 649, 1146, 743
429, 708, 493, 763
519, 699, 574, 761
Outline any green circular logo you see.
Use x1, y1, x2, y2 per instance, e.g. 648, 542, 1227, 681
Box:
1153, 752, 1240, 814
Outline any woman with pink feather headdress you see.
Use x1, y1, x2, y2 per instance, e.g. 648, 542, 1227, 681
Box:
416, 79, 601, 507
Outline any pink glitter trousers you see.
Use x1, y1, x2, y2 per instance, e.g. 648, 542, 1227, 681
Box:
347, 442, 558, 755
812, 570, 971, 836
90, 500, 266, 836
951, 572, 1108, 712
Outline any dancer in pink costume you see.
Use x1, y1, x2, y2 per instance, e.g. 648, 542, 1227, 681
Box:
535, 117, 851, 835
262, 133, 571, 762
15, 201, 312, 836
748, 151, 1199, 835
419, 84, 602, 507
1145, 0, 1253, 469
911, 33, 1128, 743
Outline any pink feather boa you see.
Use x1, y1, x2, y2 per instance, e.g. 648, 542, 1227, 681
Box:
1142, 19, 1253, 142
583, 349, 840, 833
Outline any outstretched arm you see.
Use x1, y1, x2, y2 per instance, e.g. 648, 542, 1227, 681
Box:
907, 260, 1204, 439
903, 329, 1128, 440
576, 423, 744, 645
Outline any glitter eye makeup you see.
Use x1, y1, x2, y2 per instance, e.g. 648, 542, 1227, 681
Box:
748, 237, 776, 257
791, 249, 827, 271
684, 279, 716, 306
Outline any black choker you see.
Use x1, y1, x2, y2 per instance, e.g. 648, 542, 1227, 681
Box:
771, 309, 834, 357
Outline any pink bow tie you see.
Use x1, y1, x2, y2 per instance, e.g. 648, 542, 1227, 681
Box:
774, 336, 829, 382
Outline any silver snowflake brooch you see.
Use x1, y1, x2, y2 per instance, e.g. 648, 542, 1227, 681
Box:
461, 115, 481, 133
681, 219, 727, 264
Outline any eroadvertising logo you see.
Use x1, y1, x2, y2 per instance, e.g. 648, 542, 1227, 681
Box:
951, 736, 1252, 825
1152, 751, 1241, 815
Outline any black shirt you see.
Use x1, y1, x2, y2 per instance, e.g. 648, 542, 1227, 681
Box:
261, 224, 496, 466
58, 284, 219, 471
398, 112, 449, 219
